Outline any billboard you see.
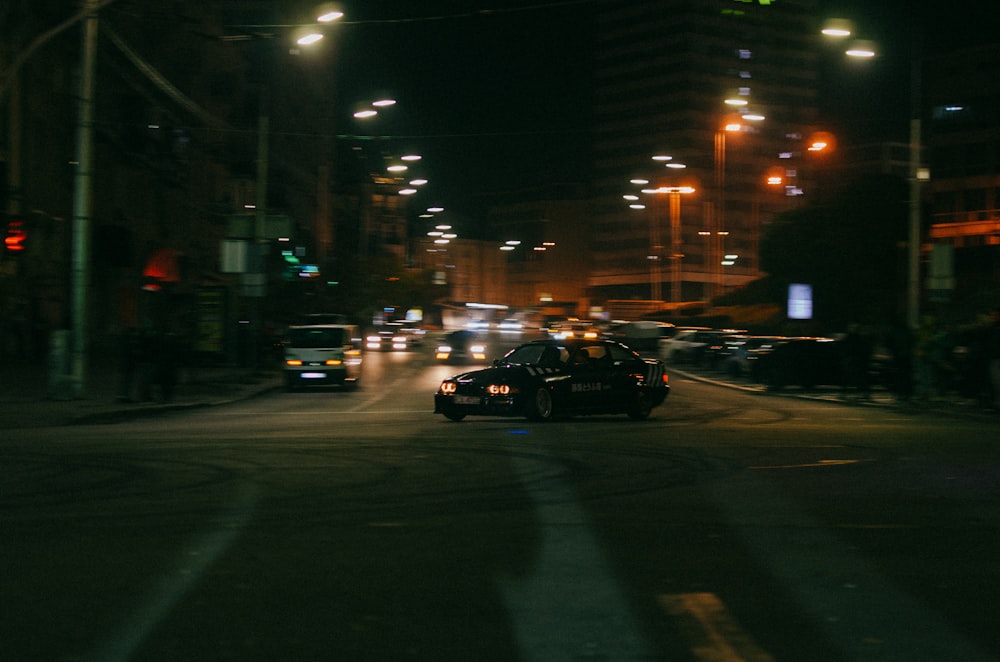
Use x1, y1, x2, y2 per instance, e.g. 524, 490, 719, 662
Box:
787, 283, 813, 320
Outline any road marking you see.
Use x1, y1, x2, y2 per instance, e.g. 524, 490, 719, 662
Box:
749, 458, 870, 470
84, 481, 259, 662
497, 449, 654, 661
659, 592, 774, 662
704, 473, 993, 660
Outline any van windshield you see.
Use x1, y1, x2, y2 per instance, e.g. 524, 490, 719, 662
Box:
287, 327, 345, 348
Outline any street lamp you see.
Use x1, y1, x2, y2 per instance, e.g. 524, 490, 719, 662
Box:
627, 156, 694, 305
821, 18, 925, 333
248, 10, 342, 368
641, 185, 696, 305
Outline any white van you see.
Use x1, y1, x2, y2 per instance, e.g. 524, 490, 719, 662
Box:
282, 324, 363, 391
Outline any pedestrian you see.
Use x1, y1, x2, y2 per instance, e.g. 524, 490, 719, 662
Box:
839, 323, 872, 399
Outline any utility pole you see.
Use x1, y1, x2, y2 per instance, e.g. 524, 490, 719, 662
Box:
69, 0, 98, 398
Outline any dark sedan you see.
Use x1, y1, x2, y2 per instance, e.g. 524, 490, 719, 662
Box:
434, 339, 670, 421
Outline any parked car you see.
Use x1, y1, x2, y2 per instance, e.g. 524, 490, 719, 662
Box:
658, 328, 742, 365
719, 336, 786, 378
610, 320, 675, 352
753, 337, 840, 389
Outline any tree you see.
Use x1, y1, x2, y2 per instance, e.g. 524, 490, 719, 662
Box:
758, 174, 909, 329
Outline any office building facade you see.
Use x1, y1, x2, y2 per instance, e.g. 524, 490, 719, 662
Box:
590, 0, 820, 307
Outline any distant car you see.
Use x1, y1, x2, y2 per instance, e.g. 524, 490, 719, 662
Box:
546, 320, 601, 341
719, 336, 785, 378
657, 328, 719, 364
366, 322, 425, 351
435, 330, 489, 364
496, 318, 524, 333
754, 337, 840, 389
434, 339, 670, 421
610, 320, 675, 352
298, 312, 351, 326
283, 324, 362, 391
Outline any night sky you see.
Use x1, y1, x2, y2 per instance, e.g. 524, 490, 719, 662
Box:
331, 0, 594, 217
323, 0, 994, 219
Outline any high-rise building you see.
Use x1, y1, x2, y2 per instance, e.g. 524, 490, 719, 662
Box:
589, 0, 820, 309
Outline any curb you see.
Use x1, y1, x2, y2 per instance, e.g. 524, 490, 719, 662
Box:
668, 366, 998, 419
67, 378, 283, 426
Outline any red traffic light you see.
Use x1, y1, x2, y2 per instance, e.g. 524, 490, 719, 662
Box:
4, 219, 27, 253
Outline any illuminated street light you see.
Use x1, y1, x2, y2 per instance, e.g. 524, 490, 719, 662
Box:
845, 40, 877, 58
821, 20, 924, 339
710, 116, 748, 299
353, 98, 396, 119
631, 168, 695, 304
821, 18, 852, 38
296, 33, 323, 46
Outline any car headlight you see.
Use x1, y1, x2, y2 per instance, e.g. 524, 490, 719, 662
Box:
470, 344, 485, 353
486, 383, 515, 395
440, 381, 457, 394
437, 345, 453, 353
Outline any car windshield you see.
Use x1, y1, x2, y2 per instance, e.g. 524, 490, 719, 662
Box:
286, 327, 345, 348
502, 344, 565, 367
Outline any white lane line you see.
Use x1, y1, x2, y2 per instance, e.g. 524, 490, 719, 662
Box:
496, 451, 654, 661
84, 481, 259, 662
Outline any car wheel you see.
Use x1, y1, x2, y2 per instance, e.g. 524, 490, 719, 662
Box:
526, 386, 554, 421
284, 375, 297, 392
627, 391, 653, 420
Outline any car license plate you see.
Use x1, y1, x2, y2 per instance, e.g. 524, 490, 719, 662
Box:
301, 372, 326, 379
454, 395, 480, 405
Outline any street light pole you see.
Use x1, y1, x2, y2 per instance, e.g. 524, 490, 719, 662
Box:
69, 0, 99, 398
640, 184, 695, 306
907, 38, 923, 333
822, 18, 925, 333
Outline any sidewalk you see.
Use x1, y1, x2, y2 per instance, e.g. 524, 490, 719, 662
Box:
669, 364, 1000, 419
0, 356, 282, 429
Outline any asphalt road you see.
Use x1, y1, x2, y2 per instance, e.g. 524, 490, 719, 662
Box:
3, 345, 999, 662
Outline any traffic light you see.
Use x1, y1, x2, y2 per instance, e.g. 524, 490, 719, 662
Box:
4, 217, 26, 255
